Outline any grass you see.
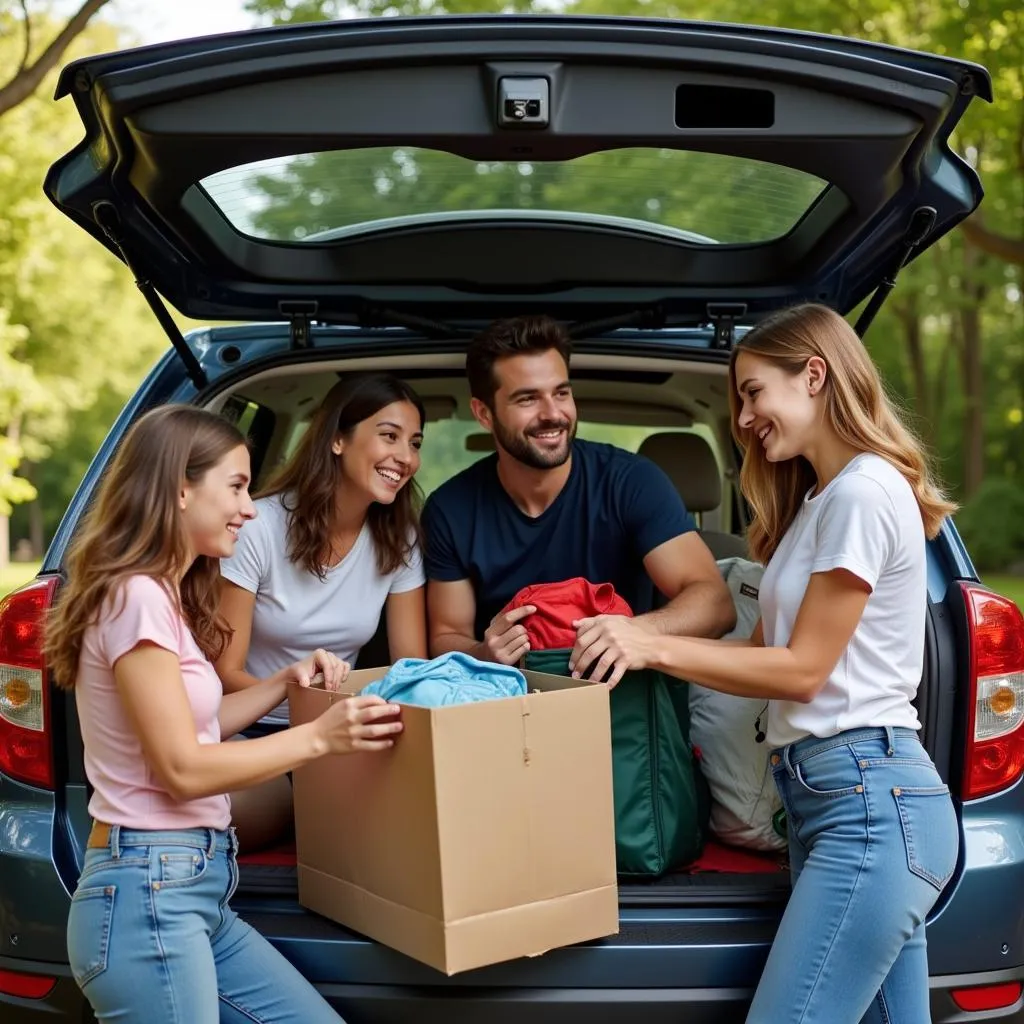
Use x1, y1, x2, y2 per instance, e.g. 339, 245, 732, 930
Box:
982, 574, 1024, 610
0, 561, 41, 601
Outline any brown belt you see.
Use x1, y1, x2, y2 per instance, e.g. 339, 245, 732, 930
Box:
87, 820, 113, 849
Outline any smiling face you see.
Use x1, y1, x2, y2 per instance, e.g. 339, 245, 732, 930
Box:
472, 349, 578, 470
179, 443, 256, 559
734, 350, 827, 463
333, 399, 423, 506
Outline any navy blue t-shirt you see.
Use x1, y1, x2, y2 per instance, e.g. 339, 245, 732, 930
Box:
421, 439, 696, 639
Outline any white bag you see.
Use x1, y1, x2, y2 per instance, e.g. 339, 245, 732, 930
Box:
689, 557, 786, 852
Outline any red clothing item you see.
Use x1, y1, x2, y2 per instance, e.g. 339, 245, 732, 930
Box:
501, 577, 634, 651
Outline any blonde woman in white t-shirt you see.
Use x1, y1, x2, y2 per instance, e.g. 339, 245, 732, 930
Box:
567, 303, 959, 1024
216, 372, 428, 848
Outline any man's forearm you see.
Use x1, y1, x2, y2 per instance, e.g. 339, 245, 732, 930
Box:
429, 631, 488, 660
635, 581, 736, 639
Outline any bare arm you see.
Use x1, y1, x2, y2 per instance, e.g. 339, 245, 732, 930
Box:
680, 618, 764, 649
114, 644, 401, 801
217, 647, 347, 738
214, 580, 261, 693
636, 532, 737, 639
219, 675, 289, 738
427, 578, 537, 664
574, 571, 867, 696
427, 579, 482, 658
386, 586, 428, 661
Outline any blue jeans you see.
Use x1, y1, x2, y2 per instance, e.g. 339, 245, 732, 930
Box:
66, 825, 343, 1023
747, 726, 959, 1024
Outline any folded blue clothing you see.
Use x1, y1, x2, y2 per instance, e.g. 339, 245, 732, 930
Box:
360, 652, 527, 707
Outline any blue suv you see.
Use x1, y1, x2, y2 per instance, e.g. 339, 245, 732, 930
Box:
3, 15, 1022, 1023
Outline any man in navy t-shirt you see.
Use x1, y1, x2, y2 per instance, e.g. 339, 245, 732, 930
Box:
422, 315, 736, 683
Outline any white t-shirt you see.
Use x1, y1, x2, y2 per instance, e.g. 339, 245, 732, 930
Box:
220, 495, 425, 724
758, 453, 926, 748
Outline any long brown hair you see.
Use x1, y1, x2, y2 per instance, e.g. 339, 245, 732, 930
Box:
45, 406, 246, 688
258, 373, 424, 579
728, 303, 956, 565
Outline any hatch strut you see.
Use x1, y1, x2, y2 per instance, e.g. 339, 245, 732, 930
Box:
92, 200, 209, 391
854, 206, 936, 338
91, 201, 209, 391
357, 304, 456, 339
708, 303, 747, 349
568, 307, 665, 339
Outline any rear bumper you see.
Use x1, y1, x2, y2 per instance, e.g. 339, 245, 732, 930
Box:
282, 969, 1024, 1024
3, 956, 1022, 1023
310, 970, 1024, 1024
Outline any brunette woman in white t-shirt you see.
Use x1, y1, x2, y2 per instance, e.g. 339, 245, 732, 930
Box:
568, 303, 959, 1024
216, 372, 428, 848
45, 405, 403, 1023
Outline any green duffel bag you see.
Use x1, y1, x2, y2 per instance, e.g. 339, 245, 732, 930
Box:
524, 648, 709, 878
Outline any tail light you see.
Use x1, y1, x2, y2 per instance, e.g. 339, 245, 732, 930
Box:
0, 575, 59, 790
961, 583, 1024, 801
0, 968, 57, 999
951, 980, 1022, 1012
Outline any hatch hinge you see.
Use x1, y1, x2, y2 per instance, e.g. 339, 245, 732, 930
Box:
854, 206, 937, 338
707, 303, 747, 349
280, 300, 318, 349
91, 201, 209, 391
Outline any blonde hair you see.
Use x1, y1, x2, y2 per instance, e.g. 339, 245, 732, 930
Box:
45, 406, 246, 688
728, 303, 956, 565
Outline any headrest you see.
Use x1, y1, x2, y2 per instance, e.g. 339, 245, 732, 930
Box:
637, 432, 721, 512
465, 433, 496, 452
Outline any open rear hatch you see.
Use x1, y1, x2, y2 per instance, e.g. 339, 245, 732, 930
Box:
45, 14, 989, 362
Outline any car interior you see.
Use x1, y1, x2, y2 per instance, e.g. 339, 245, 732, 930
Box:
195, 345, 808, 895
207, 348, 749, 559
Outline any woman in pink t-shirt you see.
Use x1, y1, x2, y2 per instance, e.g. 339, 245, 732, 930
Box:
45, 405, 403, 1024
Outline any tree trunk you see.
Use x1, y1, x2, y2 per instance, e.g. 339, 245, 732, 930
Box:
28, 483, 45, 560
959, 249, 987, 498
960, 216, 1024, 268
0, 514, 8, 574
895, 294, 929, 425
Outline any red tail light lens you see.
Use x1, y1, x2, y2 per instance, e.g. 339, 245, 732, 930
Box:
0, 968, 57, 999
0, 575, 59, 790
961, 584, 1024, 801
951, 980, 1022, 1012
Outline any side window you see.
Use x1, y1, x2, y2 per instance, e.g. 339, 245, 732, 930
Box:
415, 419, 491, 496
221, 396, 276, 485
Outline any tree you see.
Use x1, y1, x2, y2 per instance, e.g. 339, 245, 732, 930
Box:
0, 1, 113, 119
0, 18, 167, 567
242, 0, 1022, 508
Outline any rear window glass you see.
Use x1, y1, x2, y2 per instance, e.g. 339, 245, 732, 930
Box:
201, 147, 828, 246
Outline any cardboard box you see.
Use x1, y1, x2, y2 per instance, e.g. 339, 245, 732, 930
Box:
289, 666, 618, 975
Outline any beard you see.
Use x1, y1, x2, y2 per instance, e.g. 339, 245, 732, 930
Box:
491, 413, 577, 470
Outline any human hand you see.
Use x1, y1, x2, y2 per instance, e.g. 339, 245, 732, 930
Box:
315, 695, 403, 755
482, 605, 537, 665
569, 615, 655, 689
282, 649, 350, 691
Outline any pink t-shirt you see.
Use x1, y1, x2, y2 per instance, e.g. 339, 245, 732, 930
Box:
76, 574, 231, 830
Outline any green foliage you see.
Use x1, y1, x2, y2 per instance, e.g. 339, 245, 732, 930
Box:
4, 0, 1023, 569
0, 16, 168, 549
955, 479, 1024, 572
